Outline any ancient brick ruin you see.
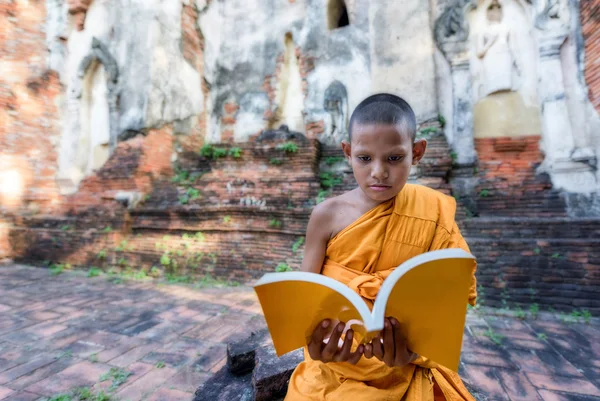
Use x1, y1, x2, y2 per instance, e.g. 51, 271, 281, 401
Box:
1, 0, 600, 316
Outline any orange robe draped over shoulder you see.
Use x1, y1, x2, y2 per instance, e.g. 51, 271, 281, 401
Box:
285, 184, 478, 401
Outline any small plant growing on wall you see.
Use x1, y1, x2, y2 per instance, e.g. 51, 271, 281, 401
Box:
228, 147, 243, 158
213, 147, 228, 158
268, 219, 282, 228
278, 142, 298, 154
269, 158, 283, 165
324, 156, 345, 166
438, 114, 446, 128
319, 172, 343, 190
200, 144, 215, 159
292, 237, 305, 253
276, 263, 293, 272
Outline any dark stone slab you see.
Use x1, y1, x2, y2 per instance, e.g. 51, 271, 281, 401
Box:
463, 378, 490, 401
252, 347, 304, 401
193, 366, 254, 401
226, 329, 269, 375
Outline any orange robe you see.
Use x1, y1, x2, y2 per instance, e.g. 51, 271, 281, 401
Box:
285, 184, 478, 401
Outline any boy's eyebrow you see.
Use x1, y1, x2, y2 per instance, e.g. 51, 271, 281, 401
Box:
353, 146, 409, 153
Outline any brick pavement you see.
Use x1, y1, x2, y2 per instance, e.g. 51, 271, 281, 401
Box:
0, 263, 599, 401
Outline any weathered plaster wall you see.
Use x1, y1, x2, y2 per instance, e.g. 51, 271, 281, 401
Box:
369, 0, 439, 121
48, 0, 204, 193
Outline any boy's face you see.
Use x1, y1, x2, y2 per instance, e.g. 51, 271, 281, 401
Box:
342, 123, 426, 203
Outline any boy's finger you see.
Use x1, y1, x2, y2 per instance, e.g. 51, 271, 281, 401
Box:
348, 344, 364, 365
363, 343, 373, 359
322, 322, 344, 361
372, 334, 384, 360
308, 320, 330, 360
383, 318, 395, 366
334, 329, 353, 362
391, 318, 408, 366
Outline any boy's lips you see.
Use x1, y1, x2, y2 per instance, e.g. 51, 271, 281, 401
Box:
369, 185, 391, 192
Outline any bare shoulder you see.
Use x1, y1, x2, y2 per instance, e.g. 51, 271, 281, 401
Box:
310, 190, 361, 240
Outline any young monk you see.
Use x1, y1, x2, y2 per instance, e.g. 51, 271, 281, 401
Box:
285, 93, 478, 401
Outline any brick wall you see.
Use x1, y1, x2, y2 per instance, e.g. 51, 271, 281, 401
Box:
463, 217, 600, 313
65, 125, 175, 211
1, 1, 63, 214
472, 136, 567, 217
581, 0, 600, 113
7, 139, 319, 278
179, 1, 208, 151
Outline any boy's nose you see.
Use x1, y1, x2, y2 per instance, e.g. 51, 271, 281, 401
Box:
371, 163, 388, 180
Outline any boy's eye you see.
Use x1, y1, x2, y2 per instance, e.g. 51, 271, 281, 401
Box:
358, 156, 371, 162
389, 156, 404, 162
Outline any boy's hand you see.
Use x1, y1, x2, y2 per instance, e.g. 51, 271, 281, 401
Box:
363, 317, 417, 367
307, 320, 364, 364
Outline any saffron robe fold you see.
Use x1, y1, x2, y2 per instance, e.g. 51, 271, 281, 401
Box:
285, 184, 478, 401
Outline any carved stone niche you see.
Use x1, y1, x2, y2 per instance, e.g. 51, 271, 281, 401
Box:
434, 0, 598, 193
469, 0, 541, 140
57, 38, 119, 195
321, 80, 349, 146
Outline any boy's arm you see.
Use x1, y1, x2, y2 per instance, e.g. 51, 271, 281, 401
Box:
300, 203, 333, 273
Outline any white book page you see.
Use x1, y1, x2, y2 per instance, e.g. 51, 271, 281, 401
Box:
371, 248, 475, 327
254, 272, 377, 329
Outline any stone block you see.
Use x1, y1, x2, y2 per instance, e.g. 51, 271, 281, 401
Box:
226, 328, 269, 375
252, 346, 303, 401
193, 366, 254, 401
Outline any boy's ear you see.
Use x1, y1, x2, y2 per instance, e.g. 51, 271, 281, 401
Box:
412, 138, 427, 165
341, 141, 352, 160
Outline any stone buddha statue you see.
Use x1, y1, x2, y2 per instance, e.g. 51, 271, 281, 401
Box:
475, 0, 515, 99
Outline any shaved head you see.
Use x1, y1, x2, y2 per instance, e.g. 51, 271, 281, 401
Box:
348, 94, 417, 142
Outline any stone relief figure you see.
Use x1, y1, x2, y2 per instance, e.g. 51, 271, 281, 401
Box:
474, 0, 517, 99
323, 81, 348, 145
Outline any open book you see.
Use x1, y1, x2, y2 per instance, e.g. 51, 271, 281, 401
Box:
253, 248, 475, 371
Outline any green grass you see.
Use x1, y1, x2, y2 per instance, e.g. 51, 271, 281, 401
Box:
99, 367, 132, 392
529, 303, 539, 319
515, 306, 526, 320
536, 332, 547, 341
479, 189, 489, 198
483, 328, 504, 346
57, 350, 73, 359
269, 158, 283, 165
582, 309, 592, 324
87, 267, 102, 278
50, 264, 65, 276
155, 361, 166, 369
223, 215, 231, 224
